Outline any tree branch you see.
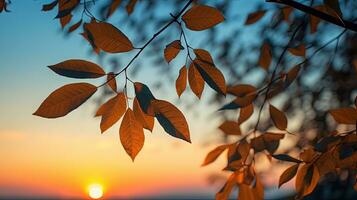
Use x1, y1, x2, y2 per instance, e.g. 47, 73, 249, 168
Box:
267, 0, 357, 32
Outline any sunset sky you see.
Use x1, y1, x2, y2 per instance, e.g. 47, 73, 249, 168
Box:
0, 1, 291, 199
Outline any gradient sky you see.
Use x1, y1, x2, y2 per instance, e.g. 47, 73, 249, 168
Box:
0, 0, 291, 199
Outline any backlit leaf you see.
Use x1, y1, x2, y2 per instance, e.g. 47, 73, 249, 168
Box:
238, 104, 254, 124
182, 5, 224, 31
329, 107, 357, 124
56, 0, 79, 18
219, 121, 241, 135
68, 19, 82, 33
164, 40, 183, 63
151, 99, 190, 142
245, 10, 266, 25
175, 66, 187, 97
194, 59, 226, 95
84, 21, 134, 53
295, 164, 320, 197
48, 59, 105, 79
202, 144, 228, 166
269, 104, 288, 130
34, 83, 97, 118
279, 164, 299, 188
119, 108, 144, 161
95, 93, 126, 133
194, 49, 214, 65
216, 172, 236, 200
107, 72, 117, 92
188, 62, 205, 99
288, 44, 306, 57
259, 42, 272, 71
133, 97, 154, 132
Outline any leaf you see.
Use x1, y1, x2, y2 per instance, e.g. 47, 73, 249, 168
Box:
295, 164, 320, 197
34, 83, 97, 118
119, 108, 144, 161
238, 104, 254, 124
216, 172, 237, 200
107, 72, 117, 92
48, 59, 105, 79
227, 84, 256, 96
281, 6, 293, 22
188, 62, 205, 99
259, 42, 272, 71
309, 6, 325, 33
219, 93, 256, 110
194, 59, 226, 95
175, 66, 187, 97
126, 0, 137, 15
272, 154, 302, 163
182, 5, 224, 31
151, 99, 190, 143
279, 164, 299, 188
134, 82, 156, 115
251, 132, 284, 154
133, 97, 154, 132
68, 19, 82, 33
288, 44, 306, 57
194, 49, 214, 65
164, 40, 184, 63
60, 14, 72, 29
245, 10, 266, 25
81, 31, 100, 54
202, 144, 228, 166
286, 64, 301, 86
95, 93, 126, 133
42, 0, 58, 11
218, 121, 241, 135
269, 104, 288, 130
106, 0, 122, 18
84, 21, 134, 53
56, 0, 79, 18
329, 107, 357, 124
324, 0, 342, 17
300, 148, 316, 163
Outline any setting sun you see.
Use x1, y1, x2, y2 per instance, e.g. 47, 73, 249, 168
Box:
88, 184, 103, 199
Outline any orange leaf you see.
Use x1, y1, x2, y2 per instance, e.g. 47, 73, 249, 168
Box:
68, 19, 82, 33
194, 48, 214, 65
282, 7, 293, 22
269, 104, 288, 130
194, 59, 226, 95
182, 5, 224, 31
216, 172, 237, 200
309, 6, 325, 33
288, 44, 306, 57
188, 62, 205, 98
126, 0, 137, 15
259, 42, 272, 71
286, 64, 301, 86
84, 21, 134, 53
34, 83, 97, 118
295, 164, 320, 197
95, 93, 126, 133
119, 108, 144, 161
48, 59, 105, 79
164, 40, 183, 63
175, 66, 187, 97
107, 72, 117, 92
329, 107, 357, 124
134, 82, 156, 115
238, 104, 254, 124
60, 14, 72, 29
106, 0, 122, 18
42, 0, 58, 11
151, 99, 190, 142
133, 97, 154, 132
279, 164, 299, 188
245, 10, 266, 25
202, 144, 228, 166
219, 121, 241, 135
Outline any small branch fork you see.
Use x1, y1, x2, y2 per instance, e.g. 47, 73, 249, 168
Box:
266, 0, 357, 32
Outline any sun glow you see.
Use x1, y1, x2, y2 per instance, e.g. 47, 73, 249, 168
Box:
88, 184, 103, 199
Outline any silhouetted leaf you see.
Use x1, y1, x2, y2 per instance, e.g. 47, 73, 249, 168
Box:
48, 59, 105, 79
202, 144, 228, 166
272, 154, 302, 163
245, 10, 266, 25
259, 42, 272, 71
288, 44, 306, 57
324, 0, 342, 17
286, 64, 301, 86
119, 108, 144, 161
164, 40, 183, 63
42, 0, 58, 11
134, 82, 156, 115
188, 62, 205, 98
182, 5, 224, 31
279, 164, 299, 188
84, 21, 134, 53
107, 72, 117, 92
194, 59, 226, 95
175, 66, 187, 97
56, 0, 79, 18
219, 121, 241, 135
269, 104, 288, 130
133, 97, 154, 132
152, 99, 190, 142
34, 83, 97, 118
95, 93, 126, 133
251, 132, 284, 154
238, 104, 254, 124
329, 107, 357, 124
